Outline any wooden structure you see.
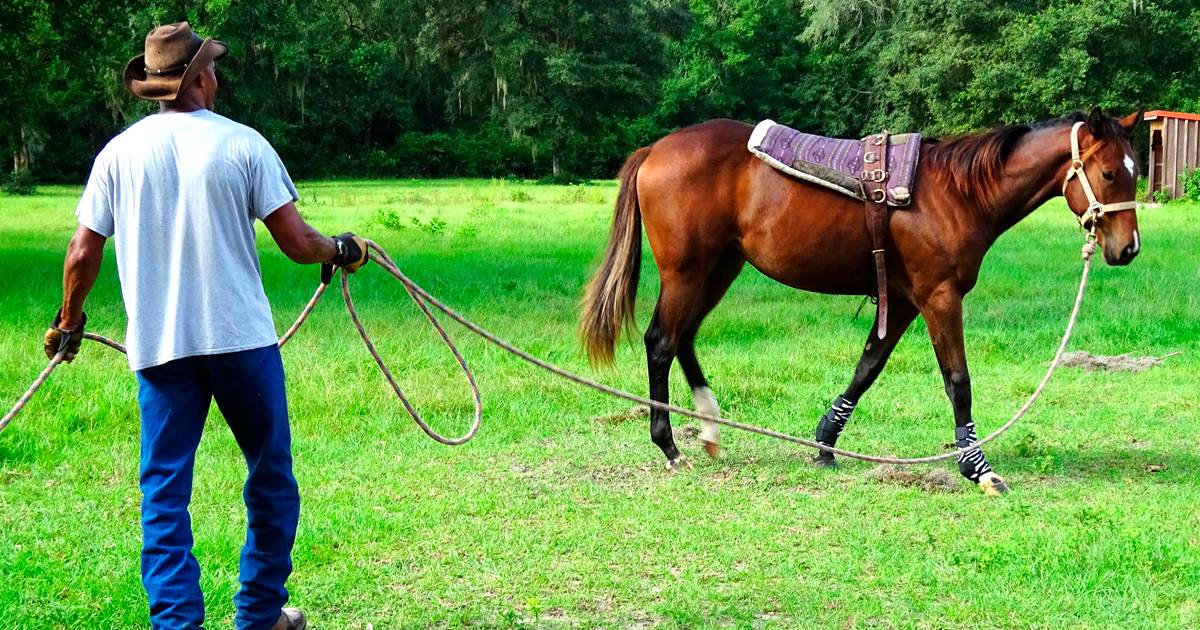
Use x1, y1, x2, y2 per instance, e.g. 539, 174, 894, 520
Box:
1145, 110, 1200, 199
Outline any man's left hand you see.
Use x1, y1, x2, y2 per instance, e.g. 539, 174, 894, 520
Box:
43, 311, 86, 361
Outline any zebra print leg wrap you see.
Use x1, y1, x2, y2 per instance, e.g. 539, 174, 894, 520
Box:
815, 396, 856, 446
955, 422, 993, 482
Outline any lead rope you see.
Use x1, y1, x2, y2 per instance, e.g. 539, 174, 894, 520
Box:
360, 237, 1096, 464
4, 237, 1095, 466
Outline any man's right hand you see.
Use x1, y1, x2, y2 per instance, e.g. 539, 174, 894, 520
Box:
321, 232, 369, 284
330, 232, 368, 272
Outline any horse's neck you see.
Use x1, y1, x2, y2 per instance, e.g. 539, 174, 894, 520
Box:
987, 126, 1073, 237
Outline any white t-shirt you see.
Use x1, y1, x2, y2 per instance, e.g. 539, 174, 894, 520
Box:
75, 109, 298, 371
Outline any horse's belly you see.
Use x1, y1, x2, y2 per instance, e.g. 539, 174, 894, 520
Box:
737, 219, 876, 296
745, 250, 874, 295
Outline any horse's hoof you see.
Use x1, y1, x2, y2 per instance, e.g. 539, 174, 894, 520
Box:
665, 456, 693, 473
979, 472, 1009, 497
812, 452, 837, 468
702, 440, 720, 459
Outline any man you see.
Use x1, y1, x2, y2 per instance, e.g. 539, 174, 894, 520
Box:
43, 23, 365, 630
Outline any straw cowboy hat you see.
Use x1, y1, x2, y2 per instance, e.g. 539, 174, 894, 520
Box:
123, 22, 227, 101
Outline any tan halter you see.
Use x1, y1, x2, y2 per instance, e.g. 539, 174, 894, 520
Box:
1062, 121, 1138, 228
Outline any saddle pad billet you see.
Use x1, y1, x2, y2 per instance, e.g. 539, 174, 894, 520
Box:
747, 120, 922, 206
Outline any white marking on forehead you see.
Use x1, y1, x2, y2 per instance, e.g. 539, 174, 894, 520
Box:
1124, 154, 1135, 177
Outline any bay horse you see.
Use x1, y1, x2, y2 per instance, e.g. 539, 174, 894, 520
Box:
580, 108, 1142, 494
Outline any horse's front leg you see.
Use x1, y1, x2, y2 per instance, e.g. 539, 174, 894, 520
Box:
922, 287, 1008, 496
813, 299, 919, 467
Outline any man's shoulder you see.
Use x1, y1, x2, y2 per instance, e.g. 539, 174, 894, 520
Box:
202, 112, 271, 147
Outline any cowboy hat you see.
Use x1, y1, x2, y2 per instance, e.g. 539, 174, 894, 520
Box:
123, 22, 227, 101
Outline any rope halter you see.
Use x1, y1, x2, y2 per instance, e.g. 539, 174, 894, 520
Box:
1062, 121, 1138, 230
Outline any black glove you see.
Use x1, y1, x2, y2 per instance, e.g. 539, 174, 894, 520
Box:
322, 232, 368, 284
43, 310, 86, 362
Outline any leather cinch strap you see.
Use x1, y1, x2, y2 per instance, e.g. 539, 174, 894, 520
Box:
862, 131, 890, 340
1062, 121, 1138, 228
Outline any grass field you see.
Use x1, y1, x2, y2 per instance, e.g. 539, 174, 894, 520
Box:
1, 180, 1198, 629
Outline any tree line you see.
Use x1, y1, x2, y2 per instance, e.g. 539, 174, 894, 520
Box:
3, 0, 1198, 186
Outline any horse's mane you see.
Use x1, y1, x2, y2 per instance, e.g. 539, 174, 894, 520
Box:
924, 123, 1033, 206
923, 113, 1126, 207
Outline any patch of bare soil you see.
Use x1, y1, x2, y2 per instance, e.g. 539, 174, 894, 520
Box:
865, 464, 962, 493
673, 425, 700, 440
1060, 351, 1179, 373
591, 405, 648, 424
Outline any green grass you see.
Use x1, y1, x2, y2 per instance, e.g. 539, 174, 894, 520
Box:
1, 179, 1198, 629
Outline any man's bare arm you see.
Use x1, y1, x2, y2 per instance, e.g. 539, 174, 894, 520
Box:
262, 201, 336, 264
59, 225, 107, 329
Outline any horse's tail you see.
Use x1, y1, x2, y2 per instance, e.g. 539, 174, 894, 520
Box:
580, 146, 652, 367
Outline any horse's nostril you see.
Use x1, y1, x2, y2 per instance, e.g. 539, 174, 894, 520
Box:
1120, 243, 1138, 263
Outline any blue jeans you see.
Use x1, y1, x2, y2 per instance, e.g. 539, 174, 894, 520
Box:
136, 344, 300, 630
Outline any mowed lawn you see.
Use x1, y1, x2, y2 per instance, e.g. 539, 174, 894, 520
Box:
1, 180, 1197, 629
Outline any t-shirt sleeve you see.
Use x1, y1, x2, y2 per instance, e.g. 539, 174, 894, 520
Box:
248, 137, 300, 221
75, 152, 115, 237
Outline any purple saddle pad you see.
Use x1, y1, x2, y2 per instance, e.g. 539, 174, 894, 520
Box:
747, 120, 922, 206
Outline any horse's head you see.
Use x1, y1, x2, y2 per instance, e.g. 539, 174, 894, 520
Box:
1063, 108, 1143, 266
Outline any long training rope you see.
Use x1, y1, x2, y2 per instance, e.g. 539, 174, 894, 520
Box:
3, 237, 1097, 466
0, 247, 483, 444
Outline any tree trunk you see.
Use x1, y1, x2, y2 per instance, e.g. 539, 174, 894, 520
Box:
13, 126, 38, 174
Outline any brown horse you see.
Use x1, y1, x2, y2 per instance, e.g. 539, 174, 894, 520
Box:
580, 108, 1142, 494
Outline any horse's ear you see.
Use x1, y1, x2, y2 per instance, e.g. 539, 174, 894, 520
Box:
1087, 107, 1108, 138
1118, 108, 1145, 137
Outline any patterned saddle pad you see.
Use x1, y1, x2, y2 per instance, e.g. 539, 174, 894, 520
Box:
747, 120, 922, 206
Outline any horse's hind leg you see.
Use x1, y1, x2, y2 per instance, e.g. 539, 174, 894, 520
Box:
813, 298, 919, 467
676, 249, 745, 458
645, 264, 730, 471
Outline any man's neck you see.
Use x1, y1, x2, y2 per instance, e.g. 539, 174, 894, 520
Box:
159, 98, 207, 114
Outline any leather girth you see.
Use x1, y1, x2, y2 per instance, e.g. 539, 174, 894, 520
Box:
862, 132, 890, 340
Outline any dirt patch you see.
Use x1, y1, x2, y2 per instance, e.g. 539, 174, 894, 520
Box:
591, 405, 648, 424
865, 464, 961, 493
674, 425, 700, 440
1060, 351, 1178, 373
585, 461, 660, 485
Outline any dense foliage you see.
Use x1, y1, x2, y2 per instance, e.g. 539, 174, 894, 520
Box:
3, 0, 1198, 183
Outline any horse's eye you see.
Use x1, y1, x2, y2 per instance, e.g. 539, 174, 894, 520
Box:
1102, 170, 1116, 182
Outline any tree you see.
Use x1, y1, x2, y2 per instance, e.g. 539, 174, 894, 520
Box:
418, 0, 675, 178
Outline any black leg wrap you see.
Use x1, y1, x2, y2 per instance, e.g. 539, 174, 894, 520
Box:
815, 396, 856, 447
955, 422, 993, 482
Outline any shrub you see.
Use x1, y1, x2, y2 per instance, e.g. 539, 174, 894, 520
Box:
1181, 167, 1200, 202
371, 208, 405, 231
2, 170, 37, 195
410, 216, 446, 236
457, 222, 479, 239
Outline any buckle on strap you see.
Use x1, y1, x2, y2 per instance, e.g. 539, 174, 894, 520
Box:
861, 169, 887, 183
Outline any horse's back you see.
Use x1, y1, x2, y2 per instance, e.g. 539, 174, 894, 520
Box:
637, 119, 875, 294
638, 119, 756, 202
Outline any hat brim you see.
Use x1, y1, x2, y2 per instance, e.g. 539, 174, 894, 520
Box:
124, 37, 227, 102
